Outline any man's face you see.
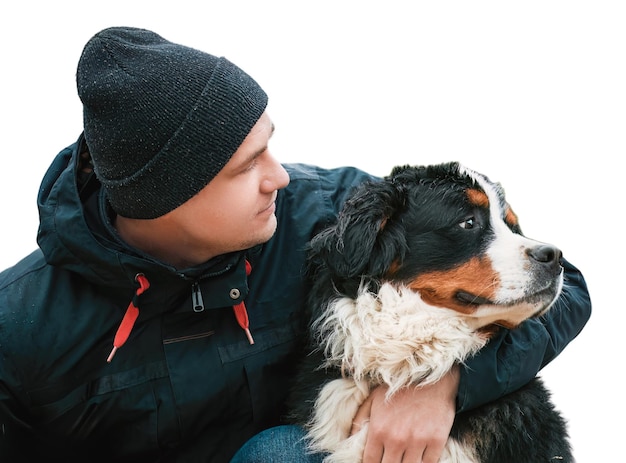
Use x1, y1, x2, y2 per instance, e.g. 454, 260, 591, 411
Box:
161, 112, 290, 262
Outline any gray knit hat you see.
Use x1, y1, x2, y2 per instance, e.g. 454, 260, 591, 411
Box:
77, 27, 268, 219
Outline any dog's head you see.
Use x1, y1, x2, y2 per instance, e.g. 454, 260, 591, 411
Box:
308, 162, 563, 330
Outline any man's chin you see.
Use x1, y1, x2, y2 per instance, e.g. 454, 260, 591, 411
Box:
250, 219, 278, 247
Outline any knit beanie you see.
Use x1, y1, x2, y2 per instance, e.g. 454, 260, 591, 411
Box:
77, 27, 268, 219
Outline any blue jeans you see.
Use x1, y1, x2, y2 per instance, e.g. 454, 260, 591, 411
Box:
229, 425, 326, 463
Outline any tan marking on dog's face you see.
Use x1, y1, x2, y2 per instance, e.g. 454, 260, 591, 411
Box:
504, 205, 518, 228
468, 186, 518, 229
387, 259, 401, 276
466, 188, 489, 208
404, 256, 499, 314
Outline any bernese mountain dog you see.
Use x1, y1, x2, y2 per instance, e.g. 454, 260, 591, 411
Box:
288, 162, 572, 463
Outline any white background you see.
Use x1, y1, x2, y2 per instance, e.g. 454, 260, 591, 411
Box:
1, 2, 624, 461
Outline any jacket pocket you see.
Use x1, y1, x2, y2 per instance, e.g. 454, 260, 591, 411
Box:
27, 361, 169, 459
219, 324, 301, 428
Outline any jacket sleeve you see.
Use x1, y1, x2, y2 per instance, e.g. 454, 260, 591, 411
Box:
282, 163, 379, 237
456, 257, 591, 412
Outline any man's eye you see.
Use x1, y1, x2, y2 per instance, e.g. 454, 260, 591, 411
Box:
459, 217, 476, 229
243, 157, 259, 173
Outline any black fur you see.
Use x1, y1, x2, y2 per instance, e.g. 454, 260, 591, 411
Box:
451, 378, 572, 462
287, 162, 572, 462
304, 162, 495, 299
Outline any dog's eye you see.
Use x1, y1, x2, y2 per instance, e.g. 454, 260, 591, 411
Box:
459, 217, 476, 229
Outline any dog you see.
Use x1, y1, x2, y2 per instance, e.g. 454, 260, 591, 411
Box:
287, 162, 572, 463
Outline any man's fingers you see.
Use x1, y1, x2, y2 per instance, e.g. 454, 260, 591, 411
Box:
421, 441, 448, 463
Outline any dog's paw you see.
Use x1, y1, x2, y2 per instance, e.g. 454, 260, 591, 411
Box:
307, 378, 369, 453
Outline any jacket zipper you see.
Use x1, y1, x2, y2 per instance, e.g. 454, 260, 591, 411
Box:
190, 261, 254, 344
191, 282, 205, 312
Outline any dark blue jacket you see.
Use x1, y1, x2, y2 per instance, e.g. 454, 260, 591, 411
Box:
0, 136, 591, 462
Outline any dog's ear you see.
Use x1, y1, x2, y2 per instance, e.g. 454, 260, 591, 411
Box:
308, 179, 408, 279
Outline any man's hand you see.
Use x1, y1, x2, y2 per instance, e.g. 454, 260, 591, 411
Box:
351, 365, 460, 463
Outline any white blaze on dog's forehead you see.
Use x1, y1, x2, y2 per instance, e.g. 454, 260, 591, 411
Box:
460, 164, 546, 303
459, 164, 506, 227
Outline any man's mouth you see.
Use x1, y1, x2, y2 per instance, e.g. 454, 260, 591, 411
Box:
258, 201, 276, 215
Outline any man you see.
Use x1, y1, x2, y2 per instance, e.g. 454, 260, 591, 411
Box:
0, 27, 591, 463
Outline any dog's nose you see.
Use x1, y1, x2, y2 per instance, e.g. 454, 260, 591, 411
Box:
527, 244, 562, 272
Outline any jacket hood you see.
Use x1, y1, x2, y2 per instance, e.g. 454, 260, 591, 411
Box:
36, 135, 248, 293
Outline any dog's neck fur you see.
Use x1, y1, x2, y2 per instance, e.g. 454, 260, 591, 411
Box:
313, 283, 488, 398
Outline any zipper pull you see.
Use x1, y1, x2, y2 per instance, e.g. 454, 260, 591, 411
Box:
192, 282, 205, 312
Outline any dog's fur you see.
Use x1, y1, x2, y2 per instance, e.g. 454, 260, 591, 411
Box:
288, 162, 572, 463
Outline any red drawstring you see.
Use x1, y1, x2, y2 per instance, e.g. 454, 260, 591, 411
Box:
233, 260, 254, 345
107, 274, 151, 363
106, 262, 251, 362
